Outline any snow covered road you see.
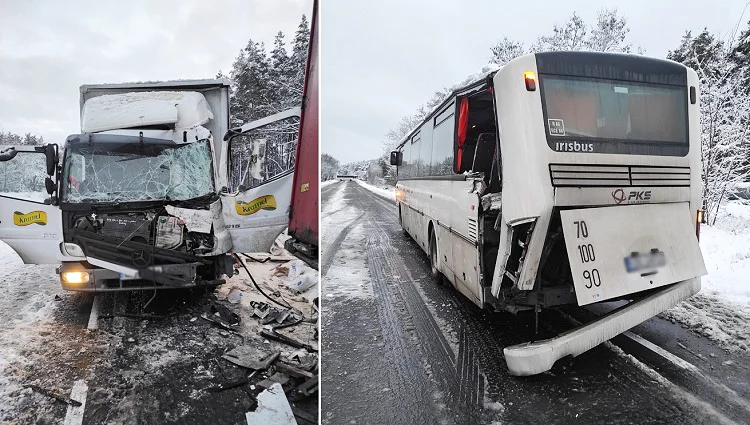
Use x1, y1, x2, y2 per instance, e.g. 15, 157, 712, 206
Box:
321, 180, 750, 425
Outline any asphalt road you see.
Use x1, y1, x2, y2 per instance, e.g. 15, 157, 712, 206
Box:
320, 180, 750, 425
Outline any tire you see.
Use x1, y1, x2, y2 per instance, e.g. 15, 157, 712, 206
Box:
429, 230, 443, 285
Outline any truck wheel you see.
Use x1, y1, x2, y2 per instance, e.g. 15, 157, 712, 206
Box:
429, 230, 443, 285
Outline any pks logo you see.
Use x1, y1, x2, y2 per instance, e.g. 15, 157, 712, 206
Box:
612, 189, 652, 204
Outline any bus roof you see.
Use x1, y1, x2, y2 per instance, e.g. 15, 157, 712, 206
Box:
394, 51, 689, 150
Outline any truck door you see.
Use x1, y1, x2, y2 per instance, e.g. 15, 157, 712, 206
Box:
0, 145, 63, 264
220, 108, 301, 253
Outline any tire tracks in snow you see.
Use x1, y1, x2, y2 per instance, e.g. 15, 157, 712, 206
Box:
353, 183, 485, 421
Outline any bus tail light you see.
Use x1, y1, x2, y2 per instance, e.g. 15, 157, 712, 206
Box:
523, 71, 536, 91
696, 209, 705, 240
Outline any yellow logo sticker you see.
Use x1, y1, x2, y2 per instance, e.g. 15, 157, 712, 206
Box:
235, 195, 277, 216
13, 211, 47, 226
301, 183, 310, 192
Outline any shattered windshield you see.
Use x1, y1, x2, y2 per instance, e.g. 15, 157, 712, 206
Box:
62, 140, 214, 203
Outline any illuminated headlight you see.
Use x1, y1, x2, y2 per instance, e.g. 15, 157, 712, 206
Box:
62, 271, 90, 284
63, 243, 85, 257
697, 209, 706, 224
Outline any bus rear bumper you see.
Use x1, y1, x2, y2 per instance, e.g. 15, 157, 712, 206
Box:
503, 277, 700, 376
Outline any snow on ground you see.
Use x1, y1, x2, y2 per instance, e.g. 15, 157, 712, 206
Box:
661, 201, 750, 352
354, 179, 395, 202
321, 180, 375, 302
320, 179, 338, 189
0, 242, 72, 420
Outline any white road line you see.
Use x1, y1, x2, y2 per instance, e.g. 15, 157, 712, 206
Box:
63, 380, 88, 425
87, 296, 101, 331
621, 331, 698, 372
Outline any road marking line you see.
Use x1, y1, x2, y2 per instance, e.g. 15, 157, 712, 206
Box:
63, 380, 87, 425
87, 296, 101, 331
621, 331, 698, 371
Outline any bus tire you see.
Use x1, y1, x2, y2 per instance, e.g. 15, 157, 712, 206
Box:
429, 230, 443, 285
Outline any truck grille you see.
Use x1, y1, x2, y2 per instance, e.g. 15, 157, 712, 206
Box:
549, 164, 690, 187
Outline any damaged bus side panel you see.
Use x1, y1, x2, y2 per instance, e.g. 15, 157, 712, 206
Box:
0, 80, 301, 292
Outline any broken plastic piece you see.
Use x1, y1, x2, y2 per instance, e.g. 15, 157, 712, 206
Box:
245, 383, 296, 425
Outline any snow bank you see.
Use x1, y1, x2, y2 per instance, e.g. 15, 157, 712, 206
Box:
320, 179, 338, 189
354, 179, 395, 202
662, 201, 750, 352
81, 91, 213, 133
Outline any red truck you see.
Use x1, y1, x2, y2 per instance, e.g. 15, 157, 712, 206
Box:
285, 0, 319, 269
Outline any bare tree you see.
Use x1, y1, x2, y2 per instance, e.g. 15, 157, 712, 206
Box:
671, 30, 750, 223
321, 153, 340, 181
490, 8, 640, 65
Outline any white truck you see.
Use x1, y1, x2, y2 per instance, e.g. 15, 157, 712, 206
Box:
0, 80, 301, 291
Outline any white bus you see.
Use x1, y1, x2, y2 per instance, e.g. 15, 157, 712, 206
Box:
390, 52, 707, 376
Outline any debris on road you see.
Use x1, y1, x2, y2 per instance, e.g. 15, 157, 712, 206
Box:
27, 384, 82, 407
244, 383, 297, 425
260, 329, 317, 352
201, 301, 241, 330
222, 346, 280, 370
258, 372, 291, 389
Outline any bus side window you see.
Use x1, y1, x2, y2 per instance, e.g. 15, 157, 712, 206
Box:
432, 104, 455, 176
402, 141, 411, 177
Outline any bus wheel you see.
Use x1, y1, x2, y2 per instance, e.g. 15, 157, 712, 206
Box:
429, 230, 443, 285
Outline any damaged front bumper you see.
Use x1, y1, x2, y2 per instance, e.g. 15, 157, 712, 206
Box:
503, 277, 700, 376
57, 257, 226, 292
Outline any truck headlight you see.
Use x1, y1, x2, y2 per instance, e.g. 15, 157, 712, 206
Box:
63, 243, 85, 257
62, 271, 90, 284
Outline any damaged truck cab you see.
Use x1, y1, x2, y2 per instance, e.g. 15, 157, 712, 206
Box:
0, 80, 300, 291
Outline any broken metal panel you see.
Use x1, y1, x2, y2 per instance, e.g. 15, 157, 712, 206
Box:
165, 205, 213, 233
199, 198, 233, 256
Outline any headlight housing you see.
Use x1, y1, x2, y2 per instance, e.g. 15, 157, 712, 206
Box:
61, 271, 90, 284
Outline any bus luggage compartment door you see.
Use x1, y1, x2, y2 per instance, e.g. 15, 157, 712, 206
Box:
560, 203, 706, 306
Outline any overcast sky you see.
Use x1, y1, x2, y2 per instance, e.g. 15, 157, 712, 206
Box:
322, 0, 750, 164
0, 0, 312, 144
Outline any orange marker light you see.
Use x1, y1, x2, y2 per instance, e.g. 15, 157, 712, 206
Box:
524, 71, 536, 91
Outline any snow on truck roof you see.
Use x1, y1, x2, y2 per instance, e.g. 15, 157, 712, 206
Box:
80, 91, 214, 133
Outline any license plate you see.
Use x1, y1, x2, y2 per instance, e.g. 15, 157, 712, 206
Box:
560, 203, 706, 306
624, 250, 666, 274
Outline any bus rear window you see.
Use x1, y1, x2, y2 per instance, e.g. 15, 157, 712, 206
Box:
540, 75, 688, 145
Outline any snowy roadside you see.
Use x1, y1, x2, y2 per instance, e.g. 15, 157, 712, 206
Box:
354, 179, 395, 201
0, 242, 82, 421
661, 201, 750, 352
320, 179, 338, 189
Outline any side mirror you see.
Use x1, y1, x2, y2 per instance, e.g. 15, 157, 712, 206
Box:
0, 147, 18, 162
45, 144, 57, 176
45, 176, 55, 195
390, 151, 402, 166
